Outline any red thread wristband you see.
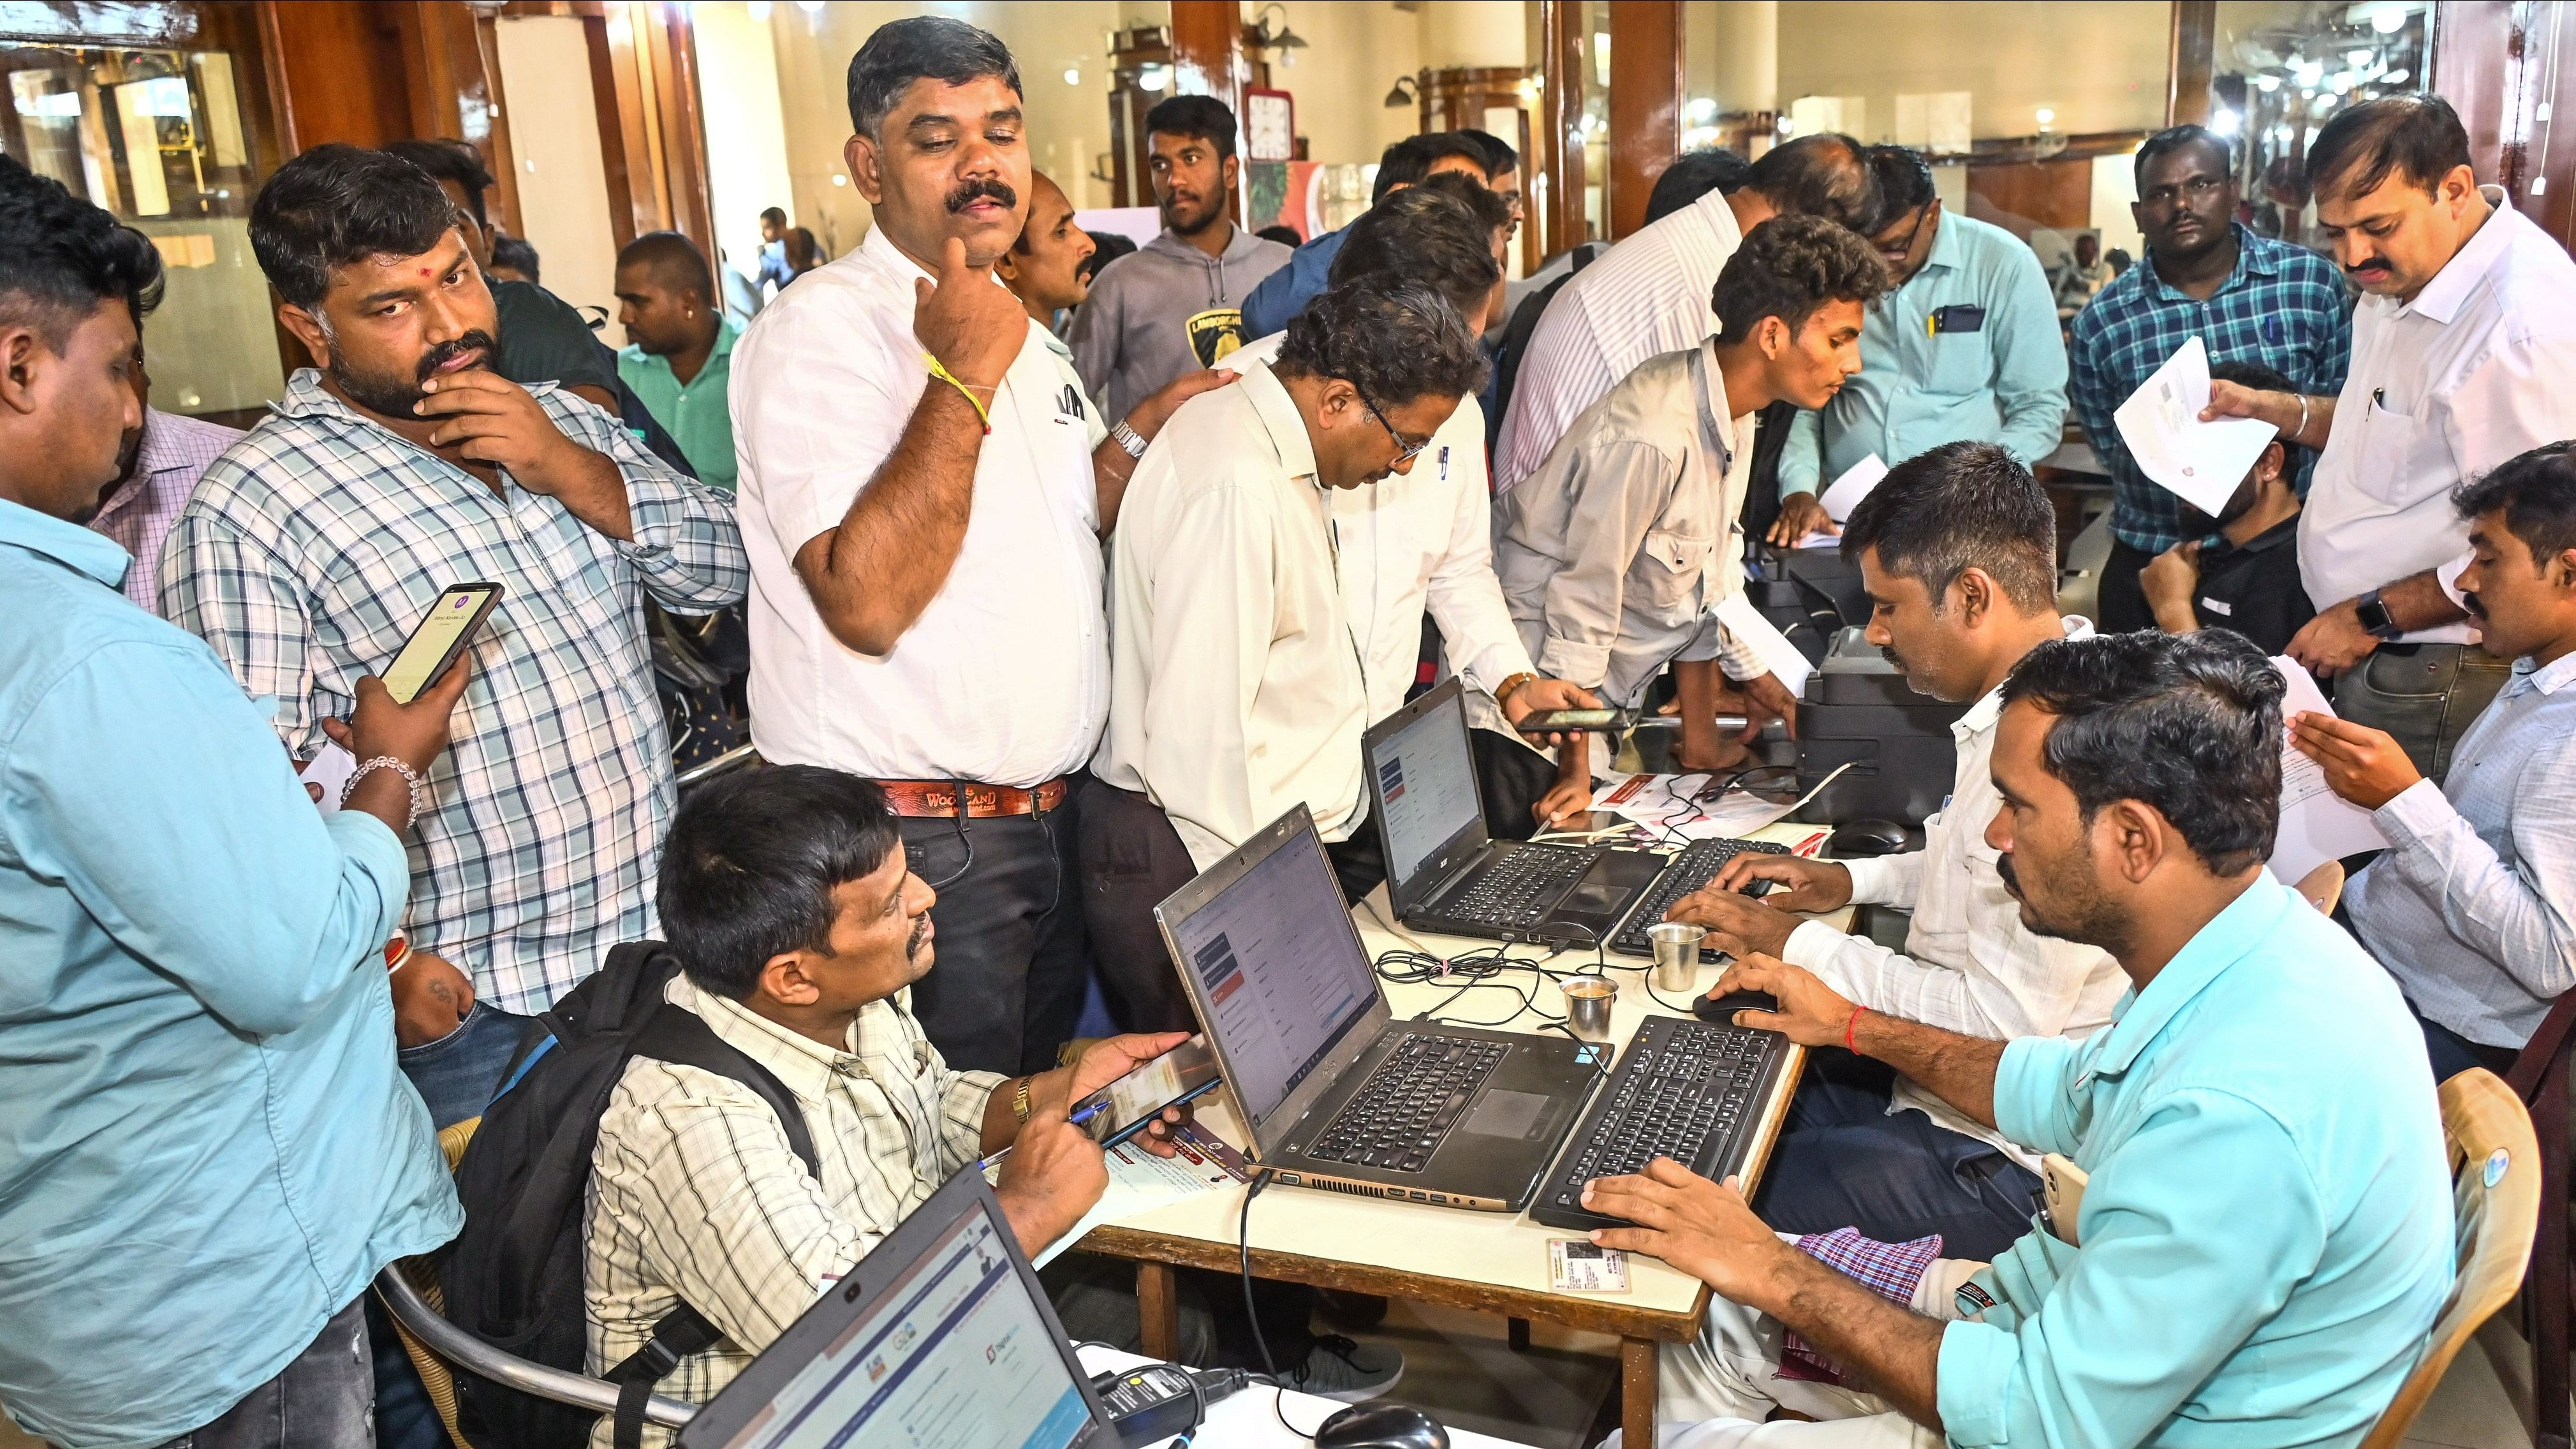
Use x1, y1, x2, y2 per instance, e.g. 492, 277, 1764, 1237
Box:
1844, 1004, 1866, 1052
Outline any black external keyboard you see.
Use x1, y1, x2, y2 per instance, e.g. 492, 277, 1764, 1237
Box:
1530, 1015, 1788, 1231
1445, 846, 1599, 930
1610, 839, 1795, 958
1307, 1034, 1507, 1174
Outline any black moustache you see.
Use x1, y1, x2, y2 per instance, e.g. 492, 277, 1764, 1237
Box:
946, 179, 1017, 214
416, 331, 497, 383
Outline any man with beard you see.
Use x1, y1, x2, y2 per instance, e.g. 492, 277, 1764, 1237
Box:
1070, 93, 1290, 420
2136, 360, 2315, 655
1605, 629, 2451, 1448
996, 170, 1095, 332
2299, 441, 2576, 1081
162, 143, 747, 1128
1665, 443, 2126, 1260
80, 321, 240, 614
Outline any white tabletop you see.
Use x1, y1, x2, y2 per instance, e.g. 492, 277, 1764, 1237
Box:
1075, 820, 1848, 1330
1075, 1345, 1539, 1449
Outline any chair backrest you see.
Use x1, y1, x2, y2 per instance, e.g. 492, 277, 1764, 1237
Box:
2359, 1068, 2541, 1449
2293, 860, 2346, 916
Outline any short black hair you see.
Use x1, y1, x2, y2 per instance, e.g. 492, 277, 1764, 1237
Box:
1256, 223, 1304, 247
1374, 131, 1492, 202
1145, 94, 1238, 161
0, 151, 163, 349
1081, 230, 1136, 281
380, 138, 496, 228
1841, 440, 2058, 613
1457, 126, 1519, 177
2307, 93, 2473, 203
2209, 359, 2306, 479
2133, 124, 2232, 189
656, 766, 905, 1000
617, 229, 716, 301
1276, 274, 1488, 409
1711, 213, 1885, 349
489, 233, 541, 284
251, 143, 459, 309
1742, 132, 1878, 232
1646, 149, 1748, 225
1330, 183, 1503, 318
1413, 169, 1515, 236
760, 205, 788, 227
1864, 144, 1936, 226
2000, 629, 2285, 876
2455, 441, 2576, 568
845, 16, 1020, 140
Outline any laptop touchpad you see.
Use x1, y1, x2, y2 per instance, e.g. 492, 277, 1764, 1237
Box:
1462, 1089, 1550, 1140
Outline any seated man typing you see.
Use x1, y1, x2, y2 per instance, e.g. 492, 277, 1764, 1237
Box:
1598, 630, 2452, 1446
2295, 441, 2576, 1080
584, 766, 1191, 1445
1667, 443, 2126, 1258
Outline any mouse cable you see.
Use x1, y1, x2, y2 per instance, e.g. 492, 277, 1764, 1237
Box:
1237, 1169, 1334, 1442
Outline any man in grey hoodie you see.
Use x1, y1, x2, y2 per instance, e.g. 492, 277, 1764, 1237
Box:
1071, 94, 1291, 420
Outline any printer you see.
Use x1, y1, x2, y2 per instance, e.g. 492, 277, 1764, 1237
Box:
1746, 543, 1869, 666
1792, 626, 1968, 827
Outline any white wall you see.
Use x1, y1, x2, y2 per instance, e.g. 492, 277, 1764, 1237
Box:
494, 15, 624, 346
695, 1, 797, 288
1776, 1, 2170, 143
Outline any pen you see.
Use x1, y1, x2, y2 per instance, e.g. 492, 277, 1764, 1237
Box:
980, 1098, 1112, 1173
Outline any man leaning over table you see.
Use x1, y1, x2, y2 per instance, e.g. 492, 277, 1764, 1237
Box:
1598, 629, 2452, 1448
1666, 443, 2126, 1261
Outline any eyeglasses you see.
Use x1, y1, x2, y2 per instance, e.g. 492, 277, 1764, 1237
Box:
2139, 175, 2228, 209
1357, 387, 1431, 467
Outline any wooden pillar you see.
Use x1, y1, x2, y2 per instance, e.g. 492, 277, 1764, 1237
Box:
1605, 0, 1683, 240
2165, 0, 2217, 128
1539, 0, 1586, 255
1168, 0, 1246, 223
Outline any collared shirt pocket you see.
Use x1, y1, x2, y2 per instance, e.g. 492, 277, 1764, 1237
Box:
1924, 327, 1993, 396
1634, 526, 1716, 624
2352, 388, 2437, 506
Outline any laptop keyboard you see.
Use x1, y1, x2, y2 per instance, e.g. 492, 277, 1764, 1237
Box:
1610, 839, 1794, 957
1531, 1015, 1784, 1230
1306, 1034, 1507, 1174
1445, 847, 1600, 930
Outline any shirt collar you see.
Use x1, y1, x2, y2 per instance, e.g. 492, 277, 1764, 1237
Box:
133, 406, 205, 477
1955, 615, 2094, 741
1911, 207, 1968, 279
622, 318, 740, 378
2085, 874, 2296, 1080
2141, 222, 2277, 303
2507, 649, 2576, 698
0, 495, 132, 589
2403, 186, 2517, 325
1238, 362, 1320, 484
670, 971, 931, 1103
1689, 341, 1746, 471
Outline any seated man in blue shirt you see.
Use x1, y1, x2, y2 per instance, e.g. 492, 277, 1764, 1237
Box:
0, 156, 472, 1449
1769, 144, 2066, 545
1588, 629, 2453, 1448
2295, 441, 2576, 1080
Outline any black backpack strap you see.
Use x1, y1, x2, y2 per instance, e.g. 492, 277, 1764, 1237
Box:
628, 1001, 821, 1175
608, 1304, 725, 1449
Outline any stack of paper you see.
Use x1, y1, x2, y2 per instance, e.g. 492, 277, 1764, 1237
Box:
1019, 1122, 1247, 1269
2267, 658, 2388, 887
2112, 336, 2278, 517
1820, 453, 1889, 523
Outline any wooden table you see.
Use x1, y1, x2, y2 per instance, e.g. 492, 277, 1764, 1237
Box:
1071, 821, 1846, 1449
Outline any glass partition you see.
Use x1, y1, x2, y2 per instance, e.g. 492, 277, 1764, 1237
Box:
2210, 0, 2432, 252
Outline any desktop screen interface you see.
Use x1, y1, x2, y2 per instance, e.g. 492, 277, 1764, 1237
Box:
1376, 698, 1481, 891
1174, 832, 1378, 1128
718, 1206, 1089, 1449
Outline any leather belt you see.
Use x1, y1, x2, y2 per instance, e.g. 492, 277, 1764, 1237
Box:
878, 776, 1071, 819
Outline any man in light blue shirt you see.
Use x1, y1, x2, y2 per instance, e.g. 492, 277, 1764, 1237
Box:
1588, 629, 2452, 1448
0, 157, 469, 1449
1770, 145, 2067, 545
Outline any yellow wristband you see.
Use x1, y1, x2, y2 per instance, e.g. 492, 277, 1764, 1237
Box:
922, 353, 993, 434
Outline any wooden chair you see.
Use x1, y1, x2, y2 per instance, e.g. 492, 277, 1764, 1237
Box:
2293, 860, 2346, 916
2511, 992, 2576, 1449
2362, 1068, 2540, 1447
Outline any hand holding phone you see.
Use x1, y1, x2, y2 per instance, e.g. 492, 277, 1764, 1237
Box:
1072, 1036, 1221, 1151
383, 584, 502, 703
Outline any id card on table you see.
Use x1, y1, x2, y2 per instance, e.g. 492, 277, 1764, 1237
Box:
1549, 1239, 1630, 1293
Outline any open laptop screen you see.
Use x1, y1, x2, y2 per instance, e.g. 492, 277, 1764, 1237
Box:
1371, 686, 1483, 894
1163, 823, 1378, 1129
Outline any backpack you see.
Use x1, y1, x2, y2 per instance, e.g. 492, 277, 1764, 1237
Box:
439, 943, 817, 1449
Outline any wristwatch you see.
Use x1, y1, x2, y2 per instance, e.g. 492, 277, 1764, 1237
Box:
1109, 420, 1148, 460
1012, 1076, 1034, 1124
2353, 588, 2405, 642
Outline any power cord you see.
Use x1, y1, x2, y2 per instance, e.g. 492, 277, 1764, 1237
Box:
1237, 1170, 1331, 1441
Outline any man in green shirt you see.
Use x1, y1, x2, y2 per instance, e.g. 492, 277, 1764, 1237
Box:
615, 231, 737, 492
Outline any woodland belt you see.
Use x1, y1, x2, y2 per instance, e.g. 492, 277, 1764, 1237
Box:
877, 776, 1071, 818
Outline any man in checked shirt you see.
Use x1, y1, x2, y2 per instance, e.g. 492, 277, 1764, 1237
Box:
163, 144, 747, 1129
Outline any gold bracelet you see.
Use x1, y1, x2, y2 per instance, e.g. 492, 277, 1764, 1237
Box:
1012, 1076, 1033, 1124
922, 352, 993, 434
1496, 671, 1539, 704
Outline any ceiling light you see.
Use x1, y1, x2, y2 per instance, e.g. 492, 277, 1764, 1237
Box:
2372, 6, 2408, 33
1063, 66, 1081, 86
1138, 63, 1168, 93
745, 1, 769, 19
2384, 68, 2410, 84
2256, 73, 2281, 92
2211, 107, 2241, 136
2035, 107, 2056, 126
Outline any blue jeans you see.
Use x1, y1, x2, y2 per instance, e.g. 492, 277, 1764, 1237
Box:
1749, 1049, 2042, 1262
397, 1000, 532, 1131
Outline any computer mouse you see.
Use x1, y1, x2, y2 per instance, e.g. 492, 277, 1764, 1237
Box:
1827, 818, 1909, 858
1696, 989, 1779, 1021
1313, 1404, 1449, 1449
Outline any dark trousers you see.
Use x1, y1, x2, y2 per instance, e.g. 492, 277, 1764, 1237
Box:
2413, 1005, 2521, 1084
1749, 1050, 2042, 1262
903, 783, 1094, 1077
1078, 779, 1202, 1034
2095, 540, 2158, 635
156, 1297, 374, 1449
1473, 725, 1559, 842
2333, 643, 2514, 781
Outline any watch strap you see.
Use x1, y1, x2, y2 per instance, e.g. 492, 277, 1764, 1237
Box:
2355, 589, 2404, 640
1012, 1076, 1033, 1124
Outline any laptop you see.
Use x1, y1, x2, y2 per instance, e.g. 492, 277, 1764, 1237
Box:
1154, 804, 1610, 1212
676, 1170, 1117, 1449
1364, 679, 1666, 946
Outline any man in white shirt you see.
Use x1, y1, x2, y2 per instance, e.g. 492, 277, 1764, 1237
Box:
1087, 276, 1490, 1031
1668, 443, 2127, 1259
1492, 133, 1878, 492
729, 18, 1223, 1075
2205, 94, 2576, 777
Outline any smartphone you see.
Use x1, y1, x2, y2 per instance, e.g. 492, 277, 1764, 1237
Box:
1071, 1036, 1221, 1149
382, 584, 503, 703
1516, 710, 1749, 735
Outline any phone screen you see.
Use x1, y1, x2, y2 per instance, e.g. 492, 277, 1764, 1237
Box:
1073, 1036, 1220, 1144
1524, 708, 1624, 730
383, 586, 499, 703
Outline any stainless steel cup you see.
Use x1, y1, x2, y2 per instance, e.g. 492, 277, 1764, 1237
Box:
1648, 922, 1707, 994
1561, 976, 1616, 1042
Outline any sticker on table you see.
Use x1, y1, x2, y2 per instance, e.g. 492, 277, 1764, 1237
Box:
1549, 1239, 1630, 1293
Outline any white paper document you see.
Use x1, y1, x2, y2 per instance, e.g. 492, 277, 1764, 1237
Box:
1009, 1123, 1247, 1269
2267, 657, 2388, 887
1714, 591, 1816, 696
1818, 452, 1889, 523
2112, 336, 2278, 517
1790, 529, 1843, 551
298, 743, 356, 816
1590, 771, 1794, 841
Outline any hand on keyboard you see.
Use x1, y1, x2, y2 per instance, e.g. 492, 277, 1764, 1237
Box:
1664, 885, 1800, 959
1704, 957, 1857, 1047
1579, 1158, 1797, 1310
1709, 853, 1853, 914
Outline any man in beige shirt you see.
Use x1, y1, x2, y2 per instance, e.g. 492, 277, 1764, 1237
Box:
1087, 274, 1489, 1032
1492, 216, 1887, 824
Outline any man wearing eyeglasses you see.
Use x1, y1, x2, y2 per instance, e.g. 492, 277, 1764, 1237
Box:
1769, 145, 2068, 548
2068, 123, 2351, 634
